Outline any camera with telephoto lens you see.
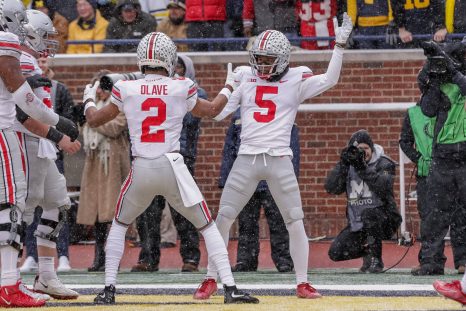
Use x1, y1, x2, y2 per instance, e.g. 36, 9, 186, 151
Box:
346, 145, 365, 162
420, 41, 463, 75
99, 72, 144, 92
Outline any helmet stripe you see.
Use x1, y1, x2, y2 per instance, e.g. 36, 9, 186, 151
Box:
147, 33, 156, 61
259, 30, 272, 50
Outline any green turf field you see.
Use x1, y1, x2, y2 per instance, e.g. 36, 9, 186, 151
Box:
15, 269, 465, 310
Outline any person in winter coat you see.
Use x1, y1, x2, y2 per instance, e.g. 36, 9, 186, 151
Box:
77, 70, 131, 272
325, 130, 402, 273
67, 0, 109, 54
104, 0, 157, 53
157, 0, 188, 52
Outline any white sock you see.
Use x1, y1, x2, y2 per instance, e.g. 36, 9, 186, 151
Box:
105, 220, 127, 287
286, 220, 309, 285
1, 246, 19, 286
461, 272, 466, 294
38, 257, 56, 281
205, 214, 234, 280
201, 222, 235, 286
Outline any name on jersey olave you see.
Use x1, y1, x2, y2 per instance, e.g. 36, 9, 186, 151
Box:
141, 84, 168, 96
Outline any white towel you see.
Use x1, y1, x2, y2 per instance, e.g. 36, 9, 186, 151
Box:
37, 138, 58, 159
164, 153, 203, 207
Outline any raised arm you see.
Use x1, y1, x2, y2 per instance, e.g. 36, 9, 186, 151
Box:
191, 63, 237, 118
298, 13, 353, 102
82, 81, 121, 128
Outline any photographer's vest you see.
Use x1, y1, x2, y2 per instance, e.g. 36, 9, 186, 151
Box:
346, 164, 384, 232
436, 83, 466, 145
408, 106, 435, 177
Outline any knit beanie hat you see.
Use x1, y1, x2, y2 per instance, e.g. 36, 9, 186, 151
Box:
348, 129, 374, 151
82, 0, 98, 10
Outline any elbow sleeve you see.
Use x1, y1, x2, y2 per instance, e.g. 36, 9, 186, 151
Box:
11, 82, 59, 126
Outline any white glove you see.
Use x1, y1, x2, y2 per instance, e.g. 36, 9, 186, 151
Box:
83, 80, 100, 103
224, 63, 240, 91
334, 12, 353, 45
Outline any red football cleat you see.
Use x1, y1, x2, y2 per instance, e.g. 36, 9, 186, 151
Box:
433, 280, 466, 305
193, 278, 217, 300
296, 282, 322, 299
0, 280, 47, 308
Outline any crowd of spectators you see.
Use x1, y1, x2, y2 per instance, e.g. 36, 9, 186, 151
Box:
24, 0, 466, 53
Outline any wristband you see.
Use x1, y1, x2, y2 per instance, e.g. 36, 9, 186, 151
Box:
335, 43, 346, 49
45, 127, 64, 144
84, 101, 96, 115
219, 87, 232, 100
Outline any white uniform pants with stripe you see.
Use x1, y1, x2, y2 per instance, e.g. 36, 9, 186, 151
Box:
18, 133, 69, 226
0, 129, 26, 246
115, 156, 211, 229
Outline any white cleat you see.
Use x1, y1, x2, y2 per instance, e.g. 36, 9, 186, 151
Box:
20, 256, 38, 273
33, 276, 79, 300
18, 280, 51, 301
57, 256, 72, 272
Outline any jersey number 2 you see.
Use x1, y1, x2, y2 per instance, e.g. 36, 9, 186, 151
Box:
254, 86, 278, 123
141, 98, 166, 143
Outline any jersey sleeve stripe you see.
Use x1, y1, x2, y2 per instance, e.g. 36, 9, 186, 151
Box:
188, 84, 197, 97
0, 41, 21, 50
112, 87, 122, 100
302, 72, 314, 80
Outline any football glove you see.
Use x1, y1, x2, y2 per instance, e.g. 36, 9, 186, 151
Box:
334, 12, 353, 45
83, 80, 100, 104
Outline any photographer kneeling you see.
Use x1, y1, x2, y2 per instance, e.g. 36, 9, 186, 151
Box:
415, 38, 466, 275
325, 130, 402, 273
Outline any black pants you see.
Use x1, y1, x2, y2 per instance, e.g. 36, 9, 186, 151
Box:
136, 195, 200, 266
187, 21, 224, 51
419, 158, 466, 268
328, 208, 391, 261
236, 189, 292, 270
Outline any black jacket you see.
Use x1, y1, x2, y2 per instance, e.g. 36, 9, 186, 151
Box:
103, 0, 157, 53
325, 147, 401, 236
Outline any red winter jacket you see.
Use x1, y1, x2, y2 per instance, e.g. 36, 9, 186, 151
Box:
185, 0, 226, 22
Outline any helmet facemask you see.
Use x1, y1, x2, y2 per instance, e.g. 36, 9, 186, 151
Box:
24, 10, 58, 57
249, 30, 291, 81
249, 51, 280, 80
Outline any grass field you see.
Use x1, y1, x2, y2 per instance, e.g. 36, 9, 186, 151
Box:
15, 269, 466, 310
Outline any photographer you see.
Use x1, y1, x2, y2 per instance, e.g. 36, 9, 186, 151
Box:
325, 130, 401, 273
414, 38, 466, 275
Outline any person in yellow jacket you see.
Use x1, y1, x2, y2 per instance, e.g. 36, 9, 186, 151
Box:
444, 0, 466, 40
338, 0, 393, 49
67, 0, 109, 54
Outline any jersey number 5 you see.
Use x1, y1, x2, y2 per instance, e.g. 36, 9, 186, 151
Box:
254, 86, 277, 123
141, 98, 166, 143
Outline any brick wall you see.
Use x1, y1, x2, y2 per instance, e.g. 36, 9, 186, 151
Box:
53, 50, 425, 238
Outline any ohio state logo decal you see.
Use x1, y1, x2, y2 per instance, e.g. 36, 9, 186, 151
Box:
26, 93, 34, 103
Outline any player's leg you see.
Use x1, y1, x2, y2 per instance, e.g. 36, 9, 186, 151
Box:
33, 159, 78, 299
234, 192, 261, 272
95, 158, 162, 304
163, 157, 258, 304
205, 154, 260, 282
262, 189, 293, 272
265, 155, 320, 299
0, 130, 46, 308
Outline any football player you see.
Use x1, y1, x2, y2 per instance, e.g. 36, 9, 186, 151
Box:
0, 0, 77, 308
193, 14, 353, 300
13, 9, 80, 300
81, 32, 258, 305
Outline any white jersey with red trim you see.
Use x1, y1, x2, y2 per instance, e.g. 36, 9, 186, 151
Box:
12, 51, 52, 138
111, 74, 198, 159
0, 32, 22, 129
214, 47, 344, 156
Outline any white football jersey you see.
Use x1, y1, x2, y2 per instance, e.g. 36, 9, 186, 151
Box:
215, 48, 343, 156
12, 51, 52, 137
111, 74, 198, 159
0, 32, 22, 129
